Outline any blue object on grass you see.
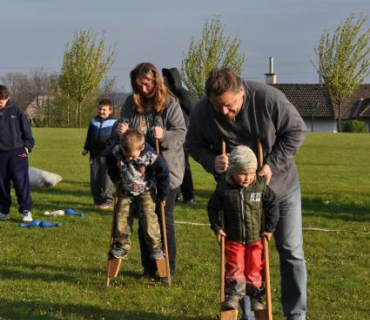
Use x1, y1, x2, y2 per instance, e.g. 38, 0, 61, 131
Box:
20, 220, 61, 228
39, 221, 61, 228
65, 208, 84, 217
20, 220, 41, 228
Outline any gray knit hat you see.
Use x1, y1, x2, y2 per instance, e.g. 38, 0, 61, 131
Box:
228, 145, 257, 173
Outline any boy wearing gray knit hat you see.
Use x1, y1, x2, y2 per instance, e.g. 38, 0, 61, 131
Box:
208, 145, 279, 312
227, 146, 258, 187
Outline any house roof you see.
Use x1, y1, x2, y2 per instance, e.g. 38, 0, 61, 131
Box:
272, 84, 333, 118
344, 84, 370, 119
271, 83, 370, 120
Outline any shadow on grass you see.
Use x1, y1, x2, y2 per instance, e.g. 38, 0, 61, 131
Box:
31, 182, 91, 199
302, 197, 370, 223
0, 267, 75, 282
0, 300, 215, 320
0, 261, 149, 285
0, 260, 98, 276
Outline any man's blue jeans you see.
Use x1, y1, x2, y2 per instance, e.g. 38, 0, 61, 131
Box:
240, 182, 307, 320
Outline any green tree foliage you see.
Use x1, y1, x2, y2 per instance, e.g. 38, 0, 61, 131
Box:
312, 13, 370, 132
343, 120, 368, 133
181, 16, 244, 99
59, 29, 116, 127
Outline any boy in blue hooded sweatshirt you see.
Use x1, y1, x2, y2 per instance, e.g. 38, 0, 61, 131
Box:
82, 99, 116, 209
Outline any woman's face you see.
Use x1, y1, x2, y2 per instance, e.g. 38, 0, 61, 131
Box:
136, 74, 156, 99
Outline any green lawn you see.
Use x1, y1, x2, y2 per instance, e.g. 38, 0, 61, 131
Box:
0, 129, 369, 320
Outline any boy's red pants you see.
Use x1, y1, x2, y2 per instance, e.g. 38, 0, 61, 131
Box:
225, 240, 264, 288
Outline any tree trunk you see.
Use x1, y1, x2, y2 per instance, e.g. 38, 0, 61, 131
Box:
338, 102, 342, 133
79, 101, 82, 128
67, 94, 70, 128
75, 101, 79, 127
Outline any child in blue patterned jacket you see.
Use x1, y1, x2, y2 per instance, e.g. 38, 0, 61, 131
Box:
82, 99, 116, 209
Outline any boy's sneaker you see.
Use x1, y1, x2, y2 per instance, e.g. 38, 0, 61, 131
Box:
95, 203, 112, 210
109, 247, 128, 259
222, 294, 241, 311
150, 247, 164, 260
22, 211, 33, 222
0, 212, 10, 221
250, 297, 265, 311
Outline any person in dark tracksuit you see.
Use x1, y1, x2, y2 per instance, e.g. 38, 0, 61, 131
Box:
0, 85, 35, 222
82, 98, 116, 210
162, 67, 196, 204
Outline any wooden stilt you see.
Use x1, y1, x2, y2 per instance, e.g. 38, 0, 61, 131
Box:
220, 310, 239, 320
257, 138, 273, 320
105, 188, 121, 286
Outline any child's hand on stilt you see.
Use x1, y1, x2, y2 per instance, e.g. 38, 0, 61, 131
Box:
217, 229, 226, 244
261, 231, 273, 241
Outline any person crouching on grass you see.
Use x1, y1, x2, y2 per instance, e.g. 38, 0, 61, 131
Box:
207, 146, 279, 311
106, 129, 170, 262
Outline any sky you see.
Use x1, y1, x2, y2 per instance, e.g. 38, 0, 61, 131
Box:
1, 0, 369, 91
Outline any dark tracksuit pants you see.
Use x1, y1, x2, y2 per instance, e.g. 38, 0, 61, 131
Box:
0, 148, 32, 215
90, 156, 114, 205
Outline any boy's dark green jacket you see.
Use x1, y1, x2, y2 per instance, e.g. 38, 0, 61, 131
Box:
207, 175, 279, 244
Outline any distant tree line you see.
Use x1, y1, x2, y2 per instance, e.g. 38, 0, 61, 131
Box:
0, 69, 122, 128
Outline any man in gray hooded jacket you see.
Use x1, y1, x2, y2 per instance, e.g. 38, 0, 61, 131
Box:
185, 68, 307, 320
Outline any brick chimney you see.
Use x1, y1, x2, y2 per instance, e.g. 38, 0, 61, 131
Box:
265, 56, 277, 84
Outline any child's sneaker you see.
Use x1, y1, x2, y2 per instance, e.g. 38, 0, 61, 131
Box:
95, 203, 112, 210
22, 211, 33, 222
150, 247, 164, 260
109, 247, 128, 259
250, 297, 265, 311
0, 212, 10, 221
222, 294, 240, 310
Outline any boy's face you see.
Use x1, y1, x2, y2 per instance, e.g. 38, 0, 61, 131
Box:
0, 98, 9, 109
98, 105, 112, 119
231, 168, 257, 188
123, 145, 144, 160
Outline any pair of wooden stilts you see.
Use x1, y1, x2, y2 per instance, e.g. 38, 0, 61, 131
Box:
105, 139, 171, 287
105, 199, 171, 286
220, 139, 273, 320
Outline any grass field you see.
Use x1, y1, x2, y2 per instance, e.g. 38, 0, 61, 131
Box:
0, 129, 369, 320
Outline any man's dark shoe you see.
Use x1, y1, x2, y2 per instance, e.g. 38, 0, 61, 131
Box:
183, 198, 195, 205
